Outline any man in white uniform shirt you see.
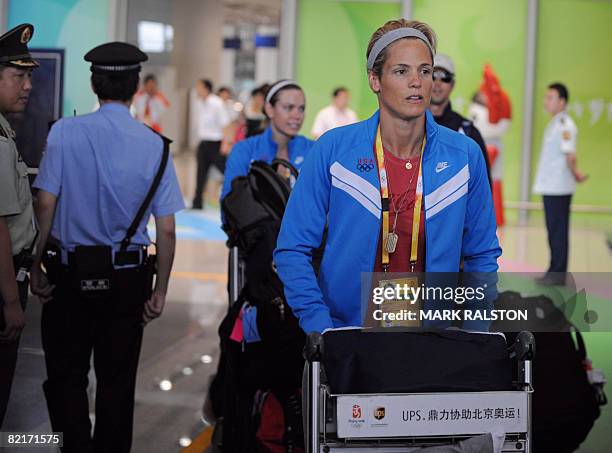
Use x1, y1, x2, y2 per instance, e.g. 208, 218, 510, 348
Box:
533, 83, 587, 286
311, 87, 358, 138
192, 79, 230, 209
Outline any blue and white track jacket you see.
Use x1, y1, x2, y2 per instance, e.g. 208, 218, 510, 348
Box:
221, 126, 314, 202
274, 110, 501, 334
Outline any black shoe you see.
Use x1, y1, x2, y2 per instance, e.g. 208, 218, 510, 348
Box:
191, 199, 203, 210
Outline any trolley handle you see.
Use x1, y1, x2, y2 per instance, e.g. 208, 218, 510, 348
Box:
304, 332, 324, 363
510, 331, 536, 361
510, 331, 535, 389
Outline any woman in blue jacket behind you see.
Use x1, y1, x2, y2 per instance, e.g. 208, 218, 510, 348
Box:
274, 19, 502, 334
220, 80, 314, 204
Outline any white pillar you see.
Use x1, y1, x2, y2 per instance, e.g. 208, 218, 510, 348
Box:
255, 25, 279, 84
108, 0, 128, 41
401, 0, 413, 19
171, 0, 223, 148
279, 0, 297, 79
171, 0, 223, 90
519, 0, 538, 225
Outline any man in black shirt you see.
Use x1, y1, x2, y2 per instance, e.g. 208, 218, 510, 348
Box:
430, 54, 491, 186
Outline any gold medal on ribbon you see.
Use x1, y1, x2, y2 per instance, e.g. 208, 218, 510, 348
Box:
385, 232, 398, 254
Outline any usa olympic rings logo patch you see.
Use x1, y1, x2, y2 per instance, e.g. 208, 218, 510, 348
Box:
357, 158, 375, 173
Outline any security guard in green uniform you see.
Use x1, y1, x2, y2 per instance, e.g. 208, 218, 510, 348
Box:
0, 23, 38, 428
30, 42, 184, 452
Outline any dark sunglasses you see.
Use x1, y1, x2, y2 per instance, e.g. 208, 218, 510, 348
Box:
433, 70, 454, 83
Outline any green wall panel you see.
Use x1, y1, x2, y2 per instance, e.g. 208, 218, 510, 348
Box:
413, 0, 527, 208
533, 0, 612, 208
536, 7, 612, 447
297, 0, 527, 205
296, 1, 401, 135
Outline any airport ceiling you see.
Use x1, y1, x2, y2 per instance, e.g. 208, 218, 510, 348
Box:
223, 0, 282, 25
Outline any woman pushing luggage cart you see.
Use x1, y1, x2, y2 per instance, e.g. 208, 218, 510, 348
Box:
274, 18, 501, 336
273, 18, 512, 452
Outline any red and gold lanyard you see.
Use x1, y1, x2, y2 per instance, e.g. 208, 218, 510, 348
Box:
375, 125, 425, 272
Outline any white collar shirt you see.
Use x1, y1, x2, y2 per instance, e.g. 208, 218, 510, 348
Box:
196, 94, 230, 141
533, 111, 578, 195
311, 105, 358, 138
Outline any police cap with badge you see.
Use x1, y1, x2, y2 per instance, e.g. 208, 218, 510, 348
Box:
0, 24, 38, 136
0, 23, 39, 68
84, 42, 147, 74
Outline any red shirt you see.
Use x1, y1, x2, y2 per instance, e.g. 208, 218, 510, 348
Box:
373, 148, 426, 273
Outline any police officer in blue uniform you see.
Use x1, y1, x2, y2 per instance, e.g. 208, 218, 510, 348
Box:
30, 42, 184, 453
0, 23, 38, 428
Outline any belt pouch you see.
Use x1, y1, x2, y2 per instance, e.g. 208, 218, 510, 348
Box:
71, 245, 113, 300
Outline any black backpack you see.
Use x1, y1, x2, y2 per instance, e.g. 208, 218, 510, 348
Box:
221, 159, 297, 253
211, 159, 306, 452
492, 291, 606, 453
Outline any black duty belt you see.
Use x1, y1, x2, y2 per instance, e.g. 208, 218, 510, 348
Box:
66, 247, 148, 268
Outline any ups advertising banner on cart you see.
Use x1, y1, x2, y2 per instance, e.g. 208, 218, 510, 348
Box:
336, 392, 528, 438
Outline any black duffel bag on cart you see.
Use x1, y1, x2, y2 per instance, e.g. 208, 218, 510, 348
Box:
323, 329, 514, 395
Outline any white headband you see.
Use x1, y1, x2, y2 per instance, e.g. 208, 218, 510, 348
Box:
265, 80, 300, 104
367, 28, 434, 70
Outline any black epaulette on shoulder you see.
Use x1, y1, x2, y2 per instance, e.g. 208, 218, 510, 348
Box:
145, 125, 173, 145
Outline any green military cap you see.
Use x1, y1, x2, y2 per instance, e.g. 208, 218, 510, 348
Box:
0, 23, 39, 68
84, 42, 148, 74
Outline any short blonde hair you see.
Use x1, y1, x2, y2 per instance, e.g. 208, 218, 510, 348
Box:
366, 19, 437, 76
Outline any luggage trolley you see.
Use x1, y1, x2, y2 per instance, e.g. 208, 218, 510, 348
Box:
228, 245, 246, 306
225, 158, 299, 307
304, 329, 535, 453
